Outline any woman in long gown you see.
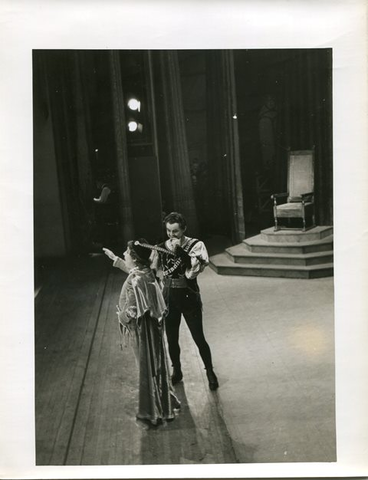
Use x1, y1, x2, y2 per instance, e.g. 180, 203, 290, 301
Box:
103, 239, 180, 427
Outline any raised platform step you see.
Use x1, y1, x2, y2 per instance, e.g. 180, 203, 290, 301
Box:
244, 235, 333, 255
226, 244, 333, 266
210, 226, 334, 278
209, 253, 333, 279
260, 226, 333, 243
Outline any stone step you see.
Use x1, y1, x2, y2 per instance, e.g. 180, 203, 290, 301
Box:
226, 244, 333, 266
243, 235, 333, 254
209, 253, 333, 279
260, 226, 333, 243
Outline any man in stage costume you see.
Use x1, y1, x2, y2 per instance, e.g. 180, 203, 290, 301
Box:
151, 211, 219, 391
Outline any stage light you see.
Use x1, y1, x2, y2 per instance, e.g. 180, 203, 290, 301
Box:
128, 121, 138, 132
127, 121, 143, 133
127, 98, 141, 112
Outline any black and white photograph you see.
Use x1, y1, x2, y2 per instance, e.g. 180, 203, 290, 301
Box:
33, 48, 335, 466
1, 1, 368, 479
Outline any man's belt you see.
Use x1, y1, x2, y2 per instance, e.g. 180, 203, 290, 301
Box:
164, 277, 187, 288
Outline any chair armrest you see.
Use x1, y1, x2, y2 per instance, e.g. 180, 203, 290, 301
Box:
271, 192, 288, 200
300, 192, 314, 198
300, 192, 314, 203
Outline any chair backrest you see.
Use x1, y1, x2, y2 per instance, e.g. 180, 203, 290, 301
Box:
287, 149, 314, 200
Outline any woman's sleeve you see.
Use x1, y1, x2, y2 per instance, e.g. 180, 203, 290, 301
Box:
113, 257, 130, 274
118, 278, 138, 325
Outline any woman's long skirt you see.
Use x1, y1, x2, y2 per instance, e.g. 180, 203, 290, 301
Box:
128, 313, 180, 425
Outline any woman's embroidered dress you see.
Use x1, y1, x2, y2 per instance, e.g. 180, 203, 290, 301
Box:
115, 263, 180, 424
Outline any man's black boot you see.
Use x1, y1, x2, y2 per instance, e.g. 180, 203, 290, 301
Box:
206, 368, 219, 390
171, 367, 183, 385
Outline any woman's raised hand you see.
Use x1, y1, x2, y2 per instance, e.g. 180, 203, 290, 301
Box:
103, 248, 117, 261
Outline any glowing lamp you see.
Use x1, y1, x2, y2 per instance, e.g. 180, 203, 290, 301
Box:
128, 121, 138, 132
127, 98, 141, 112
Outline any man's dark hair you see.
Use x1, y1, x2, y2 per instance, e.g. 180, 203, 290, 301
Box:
164, 211, 187, 230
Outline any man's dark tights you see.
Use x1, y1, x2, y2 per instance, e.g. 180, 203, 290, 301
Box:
165, 288, 213, 371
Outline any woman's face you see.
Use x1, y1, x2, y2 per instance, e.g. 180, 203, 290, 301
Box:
123, 247, 136, 270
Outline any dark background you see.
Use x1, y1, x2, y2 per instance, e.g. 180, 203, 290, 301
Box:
33, 49, 332, 259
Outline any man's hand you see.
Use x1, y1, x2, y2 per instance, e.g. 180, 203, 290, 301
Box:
170, 238, 181, 249
175, 245, 192, 268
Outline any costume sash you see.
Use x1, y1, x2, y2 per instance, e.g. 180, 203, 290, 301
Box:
161, 238, 200, 278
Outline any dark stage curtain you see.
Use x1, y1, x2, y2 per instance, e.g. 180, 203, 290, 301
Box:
35, 51, 96, 254
156, 51, 199, 235
280, 49, 333, 225
206, 50, 246, 243
108, 51, 135, 244
71, 52, 95, 233
234, 49, 333, 230
35, 51, 136, 254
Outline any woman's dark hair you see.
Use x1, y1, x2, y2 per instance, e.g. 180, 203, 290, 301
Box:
163, 211, 187, 230
127, 238, 151, 267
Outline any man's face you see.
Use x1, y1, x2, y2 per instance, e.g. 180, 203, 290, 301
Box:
166, 222, 185, 240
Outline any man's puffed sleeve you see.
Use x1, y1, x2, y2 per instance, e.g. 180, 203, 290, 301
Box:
150, 250, 162, 277
185, 241, 209, 280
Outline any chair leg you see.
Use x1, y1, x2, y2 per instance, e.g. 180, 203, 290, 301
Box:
273, 207, 279, 231
302, 203, 306, 231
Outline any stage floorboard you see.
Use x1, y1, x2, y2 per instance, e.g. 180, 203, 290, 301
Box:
35, 252, 335, 465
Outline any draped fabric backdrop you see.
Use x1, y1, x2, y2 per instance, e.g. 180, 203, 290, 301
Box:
72, 52, 95, 218
34, 49, 332, 259
222, 51, 246, 242
280, 49, 333, 225
35, 51, 95, 254
108, 51, 135, 244
155, 51, 199, 236
233, 49, 333, 228
206, 50, 229, 236
34, 53, 69, 257
34, 51, 137, 254
206, 50, 246, 243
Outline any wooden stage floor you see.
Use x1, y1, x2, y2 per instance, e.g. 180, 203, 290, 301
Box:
35, 252, 336, 465
35, 255, 237, 465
